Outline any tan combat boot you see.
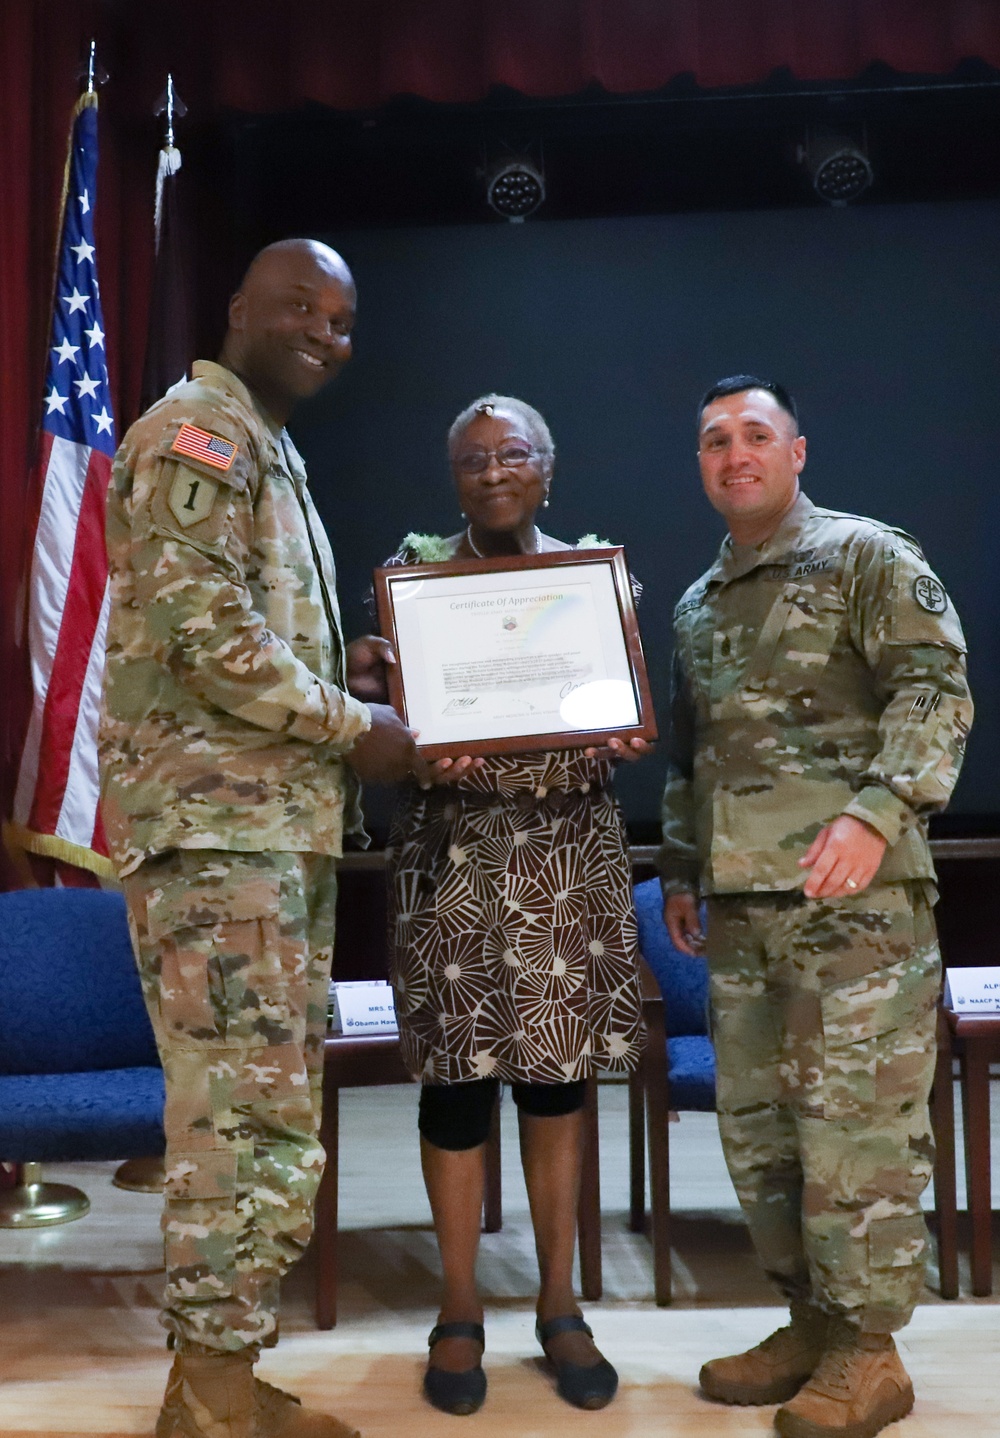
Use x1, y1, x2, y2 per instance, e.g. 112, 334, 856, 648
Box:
158, 1353, 361, 1438
255, 1376, 360, 1438
774, 1321, 914, 1438
699, 1301, 830, 1405
156, 1348, 256, 1438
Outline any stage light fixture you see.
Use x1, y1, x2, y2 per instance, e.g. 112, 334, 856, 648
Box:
485, 156, 545, 222
799, 132, 873, 207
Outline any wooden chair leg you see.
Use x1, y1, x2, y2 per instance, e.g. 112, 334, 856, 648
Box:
961, 1037, 994, 1297
314, 1084, 339, 1329
931, 1008, 959, 1299
643, 1005, 672, 1305
577, 1075, 602, 1300
483, 1091, 502, 1233
628, 1068, 646, 1233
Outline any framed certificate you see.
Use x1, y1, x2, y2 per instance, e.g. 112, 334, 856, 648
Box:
373, 547, 658, 759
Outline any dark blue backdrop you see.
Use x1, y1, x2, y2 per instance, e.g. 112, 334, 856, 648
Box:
287, 198, 1000, 833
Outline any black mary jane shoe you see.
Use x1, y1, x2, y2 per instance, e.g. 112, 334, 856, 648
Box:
536, 1314, 619, 1411
423, 1321, 487, 1416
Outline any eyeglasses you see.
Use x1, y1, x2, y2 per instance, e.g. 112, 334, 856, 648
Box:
453, 443, 539, 475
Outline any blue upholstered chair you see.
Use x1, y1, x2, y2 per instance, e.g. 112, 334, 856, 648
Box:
0, 888, 164, 1221
633, 876, 715, 1109
631, 876, 716, 1303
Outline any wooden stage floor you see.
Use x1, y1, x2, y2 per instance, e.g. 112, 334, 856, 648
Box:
1, 1084, 998, 1437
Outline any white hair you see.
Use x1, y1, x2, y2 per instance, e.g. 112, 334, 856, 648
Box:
447, 393, 555, 459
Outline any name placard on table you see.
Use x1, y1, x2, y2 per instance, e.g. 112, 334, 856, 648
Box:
328, 980, 398, 1034
944, 967, 1000, 1014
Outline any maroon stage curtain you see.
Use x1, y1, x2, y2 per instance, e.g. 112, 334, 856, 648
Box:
22, 0, 1000, 116
2, 0, 999, 885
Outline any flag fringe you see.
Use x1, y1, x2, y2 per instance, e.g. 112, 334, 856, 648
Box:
154, 144, 182, 248
2, 820, 116, 883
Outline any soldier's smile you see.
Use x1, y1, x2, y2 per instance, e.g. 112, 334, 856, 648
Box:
291, 347, 326, 370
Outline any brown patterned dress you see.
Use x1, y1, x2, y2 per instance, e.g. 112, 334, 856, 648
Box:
383, 536, 644, 1086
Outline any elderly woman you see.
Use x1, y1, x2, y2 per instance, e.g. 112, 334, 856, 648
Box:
349, 395, 650, 1417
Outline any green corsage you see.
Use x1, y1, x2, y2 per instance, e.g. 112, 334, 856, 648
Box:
400, 531, 455, 563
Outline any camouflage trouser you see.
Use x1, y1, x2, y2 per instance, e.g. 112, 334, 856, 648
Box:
122, 848, 337, 1352
706, 881, 940, 1333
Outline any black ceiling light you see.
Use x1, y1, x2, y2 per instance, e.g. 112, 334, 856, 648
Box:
485, 150, 545, 222
799, 131, 874, 206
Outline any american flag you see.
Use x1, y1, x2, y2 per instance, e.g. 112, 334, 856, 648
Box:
171, 424, 237, 471
9, 91, 115, 881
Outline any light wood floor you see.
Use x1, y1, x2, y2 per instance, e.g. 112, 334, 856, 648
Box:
1, 1083, 998, 1437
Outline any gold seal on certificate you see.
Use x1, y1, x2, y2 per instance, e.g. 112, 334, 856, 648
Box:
374, 547, 657, 758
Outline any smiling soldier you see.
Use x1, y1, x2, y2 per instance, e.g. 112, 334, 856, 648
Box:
659, 376, 972, 1438
100, 240, 419, 1438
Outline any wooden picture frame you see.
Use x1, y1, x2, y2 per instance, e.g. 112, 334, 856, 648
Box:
373, 547, 657, 760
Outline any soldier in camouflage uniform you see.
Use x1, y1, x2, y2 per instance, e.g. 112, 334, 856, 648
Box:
659, 376, 972, 1438
100, 239, 419, 1438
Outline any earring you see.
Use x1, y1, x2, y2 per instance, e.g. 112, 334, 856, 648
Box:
542, 497, 550, 508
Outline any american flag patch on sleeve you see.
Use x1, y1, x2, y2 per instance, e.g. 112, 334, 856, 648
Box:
170, 424, 238, 472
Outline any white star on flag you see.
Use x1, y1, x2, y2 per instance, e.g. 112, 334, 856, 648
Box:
93, 406, 114, 435
74, 374, 102, 399
84, 321, 105, 349
63, 288, 90, 314
52, 337, 80, 364
70, 238, 96, 264
44, 386, 69, 415
79, 187, 90, 213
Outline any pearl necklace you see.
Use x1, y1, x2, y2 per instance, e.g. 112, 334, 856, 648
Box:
465, 524, 542, 558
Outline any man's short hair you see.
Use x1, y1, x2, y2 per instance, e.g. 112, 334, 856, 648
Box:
698, 375, 799, 432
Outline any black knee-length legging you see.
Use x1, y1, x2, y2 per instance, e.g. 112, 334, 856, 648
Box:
418, 1078, 587, 1151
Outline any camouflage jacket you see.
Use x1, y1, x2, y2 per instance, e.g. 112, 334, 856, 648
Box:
658, 492, 972, 895
99, 361, 371, 877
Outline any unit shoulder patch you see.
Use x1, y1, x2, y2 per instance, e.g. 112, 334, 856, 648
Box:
913, 575, 948, 614
167, 469, 219, 527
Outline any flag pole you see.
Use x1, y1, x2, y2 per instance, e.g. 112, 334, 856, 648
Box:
141, 76, 192, 411
0, 30, 111, 1225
